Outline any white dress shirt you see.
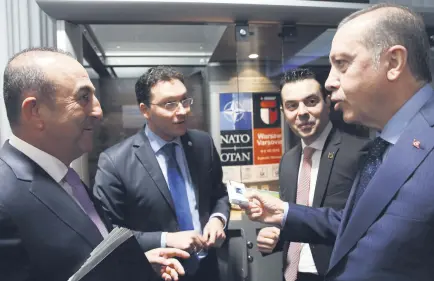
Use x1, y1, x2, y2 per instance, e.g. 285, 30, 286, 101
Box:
8, 134, 108, 236
297, 122, 332, 274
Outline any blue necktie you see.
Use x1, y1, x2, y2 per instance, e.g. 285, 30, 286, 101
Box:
163, 142, 194, 231
350, 137, 390, 214
162, 143, 199, 274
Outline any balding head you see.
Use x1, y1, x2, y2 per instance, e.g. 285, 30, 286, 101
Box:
3, 47, 102, 165
338, 3, 431, 83
3, 47, 74, 128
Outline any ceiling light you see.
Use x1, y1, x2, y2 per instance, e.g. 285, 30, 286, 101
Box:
249, 53, 259, 59
116, 45, 121, 49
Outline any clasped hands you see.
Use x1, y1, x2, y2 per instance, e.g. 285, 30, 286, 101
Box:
166, 217, 226, 253
147, 217, 226, 280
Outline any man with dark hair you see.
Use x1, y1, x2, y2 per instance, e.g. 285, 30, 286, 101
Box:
93, 65, 230, 281
243, 4, 434, 281
257, 68, 366, 281
0, 47, 189, 281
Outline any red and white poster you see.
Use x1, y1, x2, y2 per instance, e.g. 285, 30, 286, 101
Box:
252, 94, 283, 165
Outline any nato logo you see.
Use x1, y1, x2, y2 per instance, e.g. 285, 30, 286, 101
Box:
220, 93, 252, 131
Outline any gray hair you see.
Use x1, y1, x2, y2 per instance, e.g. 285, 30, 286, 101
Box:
339, 3, 432, 83
3, 47, 73, 127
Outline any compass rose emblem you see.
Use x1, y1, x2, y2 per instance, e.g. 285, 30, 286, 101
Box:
223, 101, 246, 123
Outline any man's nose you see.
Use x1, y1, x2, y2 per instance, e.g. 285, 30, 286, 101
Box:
297, 102, 309, 116
325, 69, 340, 92
175, 102, 188, 115
91, 96, 103, 121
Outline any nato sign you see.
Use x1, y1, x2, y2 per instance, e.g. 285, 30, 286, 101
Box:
219, 93, 283, 166
220, 93, 253, 166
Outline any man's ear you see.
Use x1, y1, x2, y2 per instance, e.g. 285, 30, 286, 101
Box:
384, 45, 407, 82
22, 96, 44, 130
139, 103, 150, 120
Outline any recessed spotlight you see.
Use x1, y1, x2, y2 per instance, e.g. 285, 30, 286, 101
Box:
116, 45, 121, 49
248, 53, 259, 59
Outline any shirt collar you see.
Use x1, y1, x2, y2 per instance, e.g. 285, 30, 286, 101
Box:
301, 121, 333, 152
144, 125, 182, 153
8, 134, 68, 183
379, 84, 433, 144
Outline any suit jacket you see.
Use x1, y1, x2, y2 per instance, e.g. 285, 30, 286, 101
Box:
277, 128, 367, 275
281, 93, 434, 281
93, 128, 230, 272
0, 142, 155, 281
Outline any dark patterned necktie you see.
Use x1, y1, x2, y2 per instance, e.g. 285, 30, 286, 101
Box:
350, 137, 390, 214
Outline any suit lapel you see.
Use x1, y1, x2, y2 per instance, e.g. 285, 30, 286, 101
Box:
337, 142, 371, 236
283, 144, 301, 203
180, 134, 202, 212
30, 171, 103, 247
312, 129, 340, 207
134, 131, 176, 212
0, 142, 103, 247
329, 113, 434, 270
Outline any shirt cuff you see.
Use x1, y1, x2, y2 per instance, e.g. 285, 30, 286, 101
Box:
161, 232, 167, 248
281, 202, 289, 228
210, 213, 227, 228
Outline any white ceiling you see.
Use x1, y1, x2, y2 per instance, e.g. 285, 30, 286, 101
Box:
90, 24, 227, 55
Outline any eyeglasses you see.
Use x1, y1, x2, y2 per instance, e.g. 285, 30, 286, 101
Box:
151, 97, 194, 112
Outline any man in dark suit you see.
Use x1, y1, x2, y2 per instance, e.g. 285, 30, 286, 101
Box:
256, 69, 367, 281
93, 66, 230, 281
0, 47, 188, 281
243, 4, 434, 281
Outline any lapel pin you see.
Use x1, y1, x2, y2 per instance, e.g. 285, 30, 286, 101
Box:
188, 141, 193, 146
328, 152, 334, 159
413, 139, 421, 149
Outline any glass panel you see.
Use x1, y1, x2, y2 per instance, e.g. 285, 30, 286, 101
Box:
234, 24, 283, 204
212, 24, 283, 220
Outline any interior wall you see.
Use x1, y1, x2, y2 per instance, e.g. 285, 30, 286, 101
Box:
0, 0, 56, 146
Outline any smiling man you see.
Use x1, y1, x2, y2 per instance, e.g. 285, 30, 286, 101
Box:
93, 66, 230, 281
256, 68, 367, 281
0, 47, 191, 281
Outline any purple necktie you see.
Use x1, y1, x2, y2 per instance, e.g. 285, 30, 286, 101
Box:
65, 167, 108, 238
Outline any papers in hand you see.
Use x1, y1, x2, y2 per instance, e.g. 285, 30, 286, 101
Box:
68, 227, 135, 281
227, 180, 249, 207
